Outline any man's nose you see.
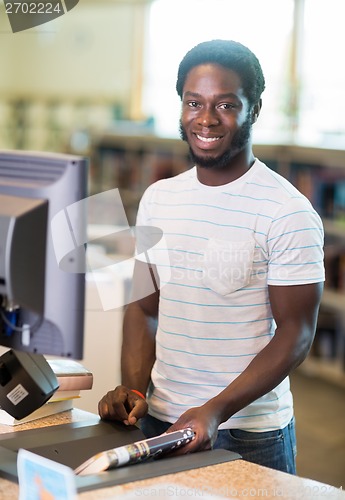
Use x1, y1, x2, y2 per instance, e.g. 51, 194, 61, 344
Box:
198, 107, 219, 127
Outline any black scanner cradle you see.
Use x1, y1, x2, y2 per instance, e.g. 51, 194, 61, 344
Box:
0, 350, 59, 420
0, 417, 241, 493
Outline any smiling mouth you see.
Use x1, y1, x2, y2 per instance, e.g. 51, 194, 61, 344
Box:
196, 134, 222, 143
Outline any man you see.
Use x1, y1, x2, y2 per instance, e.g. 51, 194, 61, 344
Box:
98, 40, 325, 474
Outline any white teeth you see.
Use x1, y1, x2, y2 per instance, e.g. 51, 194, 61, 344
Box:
196, 135, 220, 142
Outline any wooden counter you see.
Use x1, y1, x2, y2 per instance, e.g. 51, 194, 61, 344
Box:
0, 409, 344, 499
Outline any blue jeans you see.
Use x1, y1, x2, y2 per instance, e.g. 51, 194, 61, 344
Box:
140, 414, 297, 475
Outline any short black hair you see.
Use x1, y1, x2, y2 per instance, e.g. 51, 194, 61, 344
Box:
176, 39, 265, 107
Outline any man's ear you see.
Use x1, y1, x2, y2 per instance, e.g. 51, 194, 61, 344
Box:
251, 99, 262, 124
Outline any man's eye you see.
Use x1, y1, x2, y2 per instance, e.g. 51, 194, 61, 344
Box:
219, 103, 236, 110
187, 101, 199, 108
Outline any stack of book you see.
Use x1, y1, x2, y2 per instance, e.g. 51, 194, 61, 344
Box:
0, 359, 93, 426
47, 358, 93, 402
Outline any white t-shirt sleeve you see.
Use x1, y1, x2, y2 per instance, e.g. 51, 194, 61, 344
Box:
267, 197, 325, 285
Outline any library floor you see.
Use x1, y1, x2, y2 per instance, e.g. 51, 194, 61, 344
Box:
290, 370, 345, 489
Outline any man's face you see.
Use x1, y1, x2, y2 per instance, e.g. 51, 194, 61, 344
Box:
179, 63, 252, 170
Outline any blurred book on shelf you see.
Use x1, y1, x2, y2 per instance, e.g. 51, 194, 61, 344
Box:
324, 234, 345, 294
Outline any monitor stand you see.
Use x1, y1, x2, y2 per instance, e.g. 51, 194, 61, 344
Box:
0, 417, 241, 492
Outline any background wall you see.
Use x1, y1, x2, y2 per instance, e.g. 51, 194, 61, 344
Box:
0, 2, 136, 100
0, 0, 146, 151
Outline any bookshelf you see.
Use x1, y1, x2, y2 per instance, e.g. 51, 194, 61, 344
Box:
90, 135, 345, 387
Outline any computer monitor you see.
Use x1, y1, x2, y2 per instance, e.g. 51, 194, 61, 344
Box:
0, 150, 88, 360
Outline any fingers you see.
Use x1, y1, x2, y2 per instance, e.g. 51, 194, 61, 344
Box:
126, 395, 148, 425
98, 386, 148, 425
166, 409, 216, 454
98, 386, 128, 421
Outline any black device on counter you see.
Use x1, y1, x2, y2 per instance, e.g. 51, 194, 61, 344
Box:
0, 349, 59, 420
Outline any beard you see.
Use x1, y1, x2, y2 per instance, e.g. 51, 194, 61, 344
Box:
179, 115, 252, 170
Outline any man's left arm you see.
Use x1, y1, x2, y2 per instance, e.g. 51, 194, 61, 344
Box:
168, 281, 323, 451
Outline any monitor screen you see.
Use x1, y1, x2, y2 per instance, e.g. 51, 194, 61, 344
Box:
0, 150, 88, 359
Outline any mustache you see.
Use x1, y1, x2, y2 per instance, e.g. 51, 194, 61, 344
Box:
178, 118, 252, 170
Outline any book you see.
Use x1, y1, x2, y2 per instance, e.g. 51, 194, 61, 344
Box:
75, 428, 195, 475
49, 389, 81, 402
47, 359, 93, 391
0, 399, 73, 426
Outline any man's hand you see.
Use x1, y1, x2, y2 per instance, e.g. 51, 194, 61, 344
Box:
167, 403, 220, 454
98, 385, 148, 426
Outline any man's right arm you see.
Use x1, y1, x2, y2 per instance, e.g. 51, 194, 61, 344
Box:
98, 260, 159, 424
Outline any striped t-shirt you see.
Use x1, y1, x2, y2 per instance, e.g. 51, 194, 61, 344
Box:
136, 159, 325, 431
